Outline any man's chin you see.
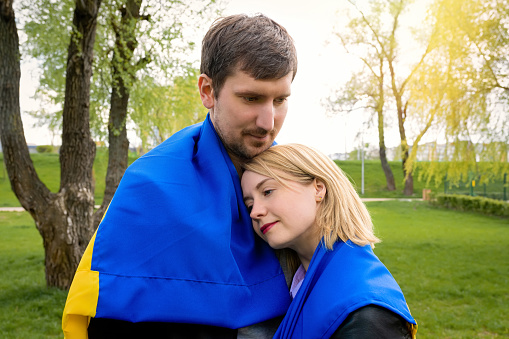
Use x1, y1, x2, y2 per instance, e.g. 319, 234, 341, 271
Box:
248, 140, 275, 157
229, 144, 270, 161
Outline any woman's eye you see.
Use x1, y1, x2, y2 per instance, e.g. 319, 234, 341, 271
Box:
246, 205, 253, 213
263, 189, 273, 197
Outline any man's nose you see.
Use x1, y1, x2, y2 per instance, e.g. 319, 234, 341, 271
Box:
255, 102, 275, 131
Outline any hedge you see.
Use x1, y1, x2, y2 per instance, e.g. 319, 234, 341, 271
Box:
432, 193, 509, 218
36, 145, 54, 153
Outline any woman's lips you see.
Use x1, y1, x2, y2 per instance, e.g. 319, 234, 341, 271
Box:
260, 221, 278, 235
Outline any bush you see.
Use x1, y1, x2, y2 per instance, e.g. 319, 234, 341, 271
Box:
433, 193, 509, 217
36, 145, 54, 153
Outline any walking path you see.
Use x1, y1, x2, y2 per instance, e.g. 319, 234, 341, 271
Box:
0, 198, 423, 212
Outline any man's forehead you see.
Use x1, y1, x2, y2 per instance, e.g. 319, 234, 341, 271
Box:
227, 70, 293, 95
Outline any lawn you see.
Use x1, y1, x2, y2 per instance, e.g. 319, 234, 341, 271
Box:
368, 201, 509, 338
0, 202, 508, 338
2, 153, 505, 206
0, 149, 138, 207
0, 211, 67, 339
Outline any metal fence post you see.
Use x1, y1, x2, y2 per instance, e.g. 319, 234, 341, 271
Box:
504, 173, 507, 201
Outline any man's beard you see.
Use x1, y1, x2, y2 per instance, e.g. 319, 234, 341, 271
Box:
220, 127, 276, 161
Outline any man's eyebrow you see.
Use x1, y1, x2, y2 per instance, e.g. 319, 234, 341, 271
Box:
234, 90, 291, 97
234, 90, 263, 96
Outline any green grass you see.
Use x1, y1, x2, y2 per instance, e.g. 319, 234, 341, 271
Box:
368, 201, 509, 338
0, 211, 67, 338
336, 160, 433, 198
0, 154, 430, 207
1, 202, 508, 338
0, 149, 138, 207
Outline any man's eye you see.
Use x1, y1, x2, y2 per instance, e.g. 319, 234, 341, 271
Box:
274, 98, 287, 104
244, 97, 257, 102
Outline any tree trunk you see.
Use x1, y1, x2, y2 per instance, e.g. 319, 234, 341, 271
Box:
376, 57, 396, 191
55, 0, 102, 288
397, 111, 414, 196
0, 0, 52, 212
388, 61, 414, 196
0, 0, 102, 289
94, 0, 143, 227
379, 141, 396, 191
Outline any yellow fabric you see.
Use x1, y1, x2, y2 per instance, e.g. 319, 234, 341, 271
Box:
62, 231, 99, 339
408, 322, 418, 338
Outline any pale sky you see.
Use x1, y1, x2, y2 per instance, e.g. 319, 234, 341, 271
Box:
20, 0, 429, 156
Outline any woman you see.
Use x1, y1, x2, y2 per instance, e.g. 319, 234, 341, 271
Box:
241, 144, 417, 339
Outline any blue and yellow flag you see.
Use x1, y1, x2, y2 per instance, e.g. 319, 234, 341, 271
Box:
62, 115, 291, 338
275, 240, 417, 339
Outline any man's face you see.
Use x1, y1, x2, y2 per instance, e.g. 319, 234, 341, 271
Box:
200, 70, 293, 161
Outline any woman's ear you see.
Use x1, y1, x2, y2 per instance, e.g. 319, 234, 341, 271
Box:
314, 179, 327, 202
198, 74, 215, 109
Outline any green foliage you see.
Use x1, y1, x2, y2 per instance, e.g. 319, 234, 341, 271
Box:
414, 159, 509, 189
35, 145, 54, 153
433, 193, 509, 217
19, 0, 74, 132
406, 0, 509, 183
19, 0, 223, 146
130, 68, 208, 147
369, 200, 509, 338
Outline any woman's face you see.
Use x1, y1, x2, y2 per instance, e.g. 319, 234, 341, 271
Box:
241, 170, 323, 258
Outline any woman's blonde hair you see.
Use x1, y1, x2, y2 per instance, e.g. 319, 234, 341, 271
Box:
242, 143, 380, 249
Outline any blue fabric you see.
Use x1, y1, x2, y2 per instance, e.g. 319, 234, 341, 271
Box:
91, 114, 291, 328
275, 240, 416, 339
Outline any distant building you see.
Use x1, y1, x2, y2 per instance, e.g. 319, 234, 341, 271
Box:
329, 152, 349, 161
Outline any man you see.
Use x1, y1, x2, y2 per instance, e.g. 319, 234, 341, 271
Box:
62, 14, 298, 338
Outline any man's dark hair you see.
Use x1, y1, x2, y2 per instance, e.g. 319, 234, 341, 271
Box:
201, 14, 298, 97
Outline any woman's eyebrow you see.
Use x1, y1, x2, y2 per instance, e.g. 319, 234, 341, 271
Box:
242, 178, 274, 203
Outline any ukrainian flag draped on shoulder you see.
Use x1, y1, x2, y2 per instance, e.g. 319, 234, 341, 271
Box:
62, 114, 291, 338
275, 240, 417, 339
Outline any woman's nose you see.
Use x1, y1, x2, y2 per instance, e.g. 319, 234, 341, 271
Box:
250, 201, 267, 219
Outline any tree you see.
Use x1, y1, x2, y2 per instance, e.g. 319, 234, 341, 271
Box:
94, 0, 147, 226
1, 0, 102, 289
1, 0, 219, 289
22, 0, 218, 226
330, 0, 433, 195
22, 0, 217, 145
329, 5, 396, 191
409, 0, 509, 186
130, 69, 207, 147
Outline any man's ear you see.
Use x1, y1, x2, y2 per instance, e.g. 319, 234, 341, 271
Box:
314, 179, 327, 201
198, 74, 215, 109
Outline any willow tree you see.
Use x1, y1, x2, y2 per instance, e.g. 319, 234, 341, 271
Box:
407, 0, 509, 187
